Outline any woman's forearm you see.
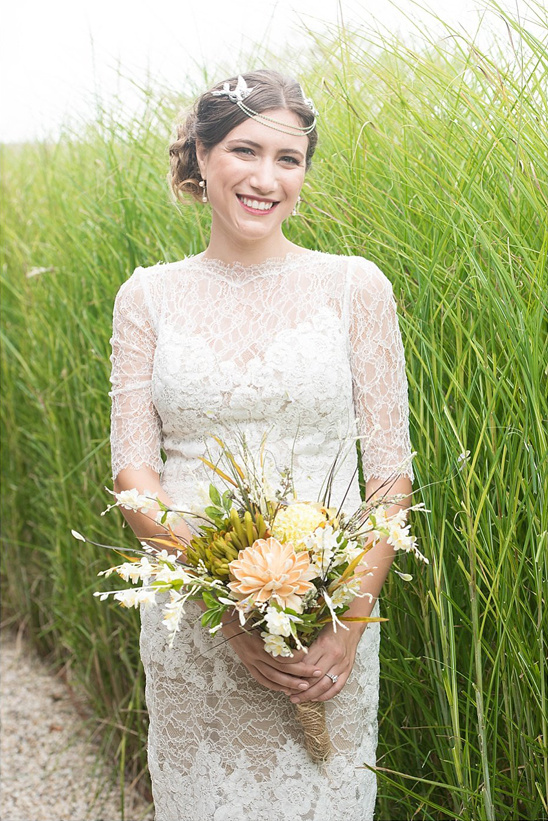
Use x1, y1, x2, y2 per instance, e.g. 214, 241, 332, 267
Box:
343, 475, 413, 637
113, 466, 194, 551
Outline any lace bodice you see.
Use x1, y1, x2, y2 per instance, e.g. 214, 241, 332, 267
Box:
109, 249, 414, 821
110, 250, 414, 496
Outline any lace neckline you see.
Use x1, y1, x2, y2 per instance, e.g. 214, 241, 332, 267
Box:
188, 249, 322, 279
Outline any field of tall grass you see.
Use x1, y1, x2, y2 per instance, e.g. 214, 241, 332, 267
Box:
1, 2, 547, 818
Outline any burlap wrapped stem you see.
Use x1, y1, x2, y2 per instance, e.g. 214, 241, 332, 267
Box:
295, 701, 332, 763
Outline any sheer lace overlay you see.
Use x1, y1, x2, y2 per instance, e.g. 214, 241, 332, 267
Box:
109, 250, 414, 821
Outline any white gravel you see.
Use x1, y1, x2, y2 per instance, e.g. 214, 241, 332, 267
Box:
1, 630, 154, 821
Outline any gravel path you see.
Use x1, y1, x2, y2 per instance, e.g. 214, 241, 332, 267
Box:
1, 630, 154, 821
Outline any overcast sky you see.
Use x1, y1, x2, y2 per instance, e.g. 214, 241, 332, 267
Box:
1, 0, 543, 143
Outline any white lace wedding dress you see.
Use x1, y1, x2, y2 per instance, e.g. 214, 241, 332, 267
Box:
109, 249, 414, 821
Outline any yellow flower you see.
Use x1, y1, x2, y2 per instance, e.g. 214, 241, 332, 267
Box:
228, 537, 316, 611
271, 502, 328, 551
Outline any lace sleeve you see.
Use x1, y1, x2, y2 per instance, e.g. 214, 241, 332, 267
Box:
109, 268, 163, 480
348, 258, 414, 483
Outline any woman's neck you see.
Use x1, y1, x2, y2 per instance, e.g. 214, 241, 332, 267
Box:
200, 228, 304, 266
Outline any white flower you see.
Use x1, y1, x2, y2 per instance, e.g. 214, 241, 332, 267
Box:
264, 607, 293, 637
261, 632, 293, 657
409, 502, 430, 513
372, 506, 389, 526
153, 565, 194, 585
114, 488, 144, 510
389, 508, 408, 528
114, 588, 157, 608
232, 596, 257, 625
387, 524, 414, 552
154, 549, 176, 562
364, 506, 392, 541
155, 510, 183, 529
305, 524, 340, 572
139, 490, 159, 513
329, 576, 362, 608
71, 530, 85, 542
136, 589, 157, 606
162, 591, 187, 633
112, 488, 160, 515
97, 566, 118, 578
117, 556, 154, 583
319, 587, 348, 633
338, 540, 367, 566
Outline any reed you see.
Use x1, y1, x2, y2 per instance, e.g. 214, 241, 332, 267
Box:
1, 2, 546, 818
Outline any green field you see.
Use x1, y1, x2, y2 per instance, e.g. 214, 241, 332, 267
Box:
1, 2, 547, 818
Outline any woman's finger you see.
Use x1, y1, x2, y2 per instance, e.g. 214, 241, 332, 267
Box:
255, 661, 316, 693
273, 648, 309, 665
249, 664, 312, 695
260, 657, 324, 680
290, 670, 347, 703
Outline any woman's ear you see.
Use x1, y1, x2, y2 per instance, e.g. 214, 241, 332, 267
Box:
195, 138, 207, 178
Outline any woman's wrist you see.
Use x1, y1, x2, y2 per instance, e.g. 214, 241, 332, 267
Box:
344, 619, 368, 641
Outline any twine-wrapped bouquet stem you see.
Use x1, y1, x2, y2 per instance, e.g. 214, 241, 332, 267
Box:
295, 701, 332, 763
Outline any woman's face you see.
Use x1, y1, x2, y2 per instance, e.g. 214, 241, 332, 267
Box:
196, 109, 308, 245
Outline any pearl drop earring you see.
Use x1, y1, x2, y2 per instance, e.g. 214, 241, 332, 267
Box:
199, 180, 207, 203
292, 195, 301, 216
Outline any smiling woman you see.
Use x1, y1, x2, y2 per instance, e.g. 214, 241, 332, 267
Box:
194, 110, 308, 250
226, 137, 305, 215
110, 69, 415, 820
168, 70, 318, 263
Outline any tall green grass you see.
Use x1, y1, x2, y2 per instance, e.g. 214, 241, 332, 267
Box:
1, 2, 546, 818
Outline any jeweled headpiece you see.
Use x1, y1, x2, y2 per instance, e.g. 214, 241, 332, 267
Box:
211, 74, 318, 136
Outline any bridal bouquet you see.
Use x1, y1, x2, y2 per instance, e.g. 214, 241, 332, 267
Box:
76, 435, 427, 762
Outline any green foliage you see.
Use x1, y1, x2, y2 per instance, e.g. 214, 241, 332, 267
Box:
1, 2, 546, 818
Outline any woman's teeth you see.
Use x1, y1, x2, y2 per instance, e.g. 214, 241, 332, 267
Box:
238, 196, 276, 211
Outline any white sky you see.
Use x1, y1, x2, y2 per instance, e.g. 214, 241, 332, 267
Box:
0, 0, 544, 143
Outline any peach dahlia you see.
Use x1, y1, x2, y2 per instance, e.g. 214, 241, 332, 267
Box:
228, 537, 316, 611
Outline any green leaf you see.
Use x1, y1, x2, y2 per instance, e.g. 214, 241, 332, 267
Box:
201, 610, 216, 627
202, 590, 218, 609
204, 506, 223, 522
209, 484, 222, 507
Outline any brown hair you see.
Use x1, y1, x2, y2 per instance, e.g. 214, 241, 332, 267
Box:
169, 69, 318, 203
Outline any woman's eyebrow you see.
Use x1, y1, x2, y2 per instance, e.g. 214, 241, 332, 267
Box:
226, 139, 305, 159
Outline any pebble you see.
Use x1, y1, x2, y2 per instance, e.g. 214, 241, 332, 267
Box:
0, 630, 154, 821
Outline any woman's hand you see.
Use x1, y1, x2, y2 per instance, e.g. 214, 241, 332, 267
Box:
221, 617, 324, 695
285, 622, 366, 704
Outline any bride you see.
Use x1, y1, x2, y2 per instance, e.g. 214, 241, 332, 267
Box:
109, 69, 415, 821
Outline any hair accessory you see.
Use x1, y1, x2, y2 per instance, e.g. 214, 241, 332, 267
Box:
211, 75, 256, 103
199, 179, 207, 203
210, 74, 317, 136
303, 96, 319, 118
236, 101, 316, 136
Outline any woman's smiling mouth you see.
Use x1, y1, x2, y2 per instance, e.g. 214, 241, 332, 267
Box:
237, 194, 280, 214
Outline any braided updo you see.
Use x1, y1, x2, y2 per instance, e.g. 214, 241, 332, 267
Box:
169, 69, 318, 203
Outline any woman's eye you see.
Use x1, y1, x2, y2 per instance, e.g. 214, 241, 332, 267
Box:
281, 156, 300, 165
234, 147, 253, 155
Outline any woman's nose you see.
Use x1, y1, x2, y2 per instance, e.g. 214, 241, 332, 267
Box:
249, 159, 277, 194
